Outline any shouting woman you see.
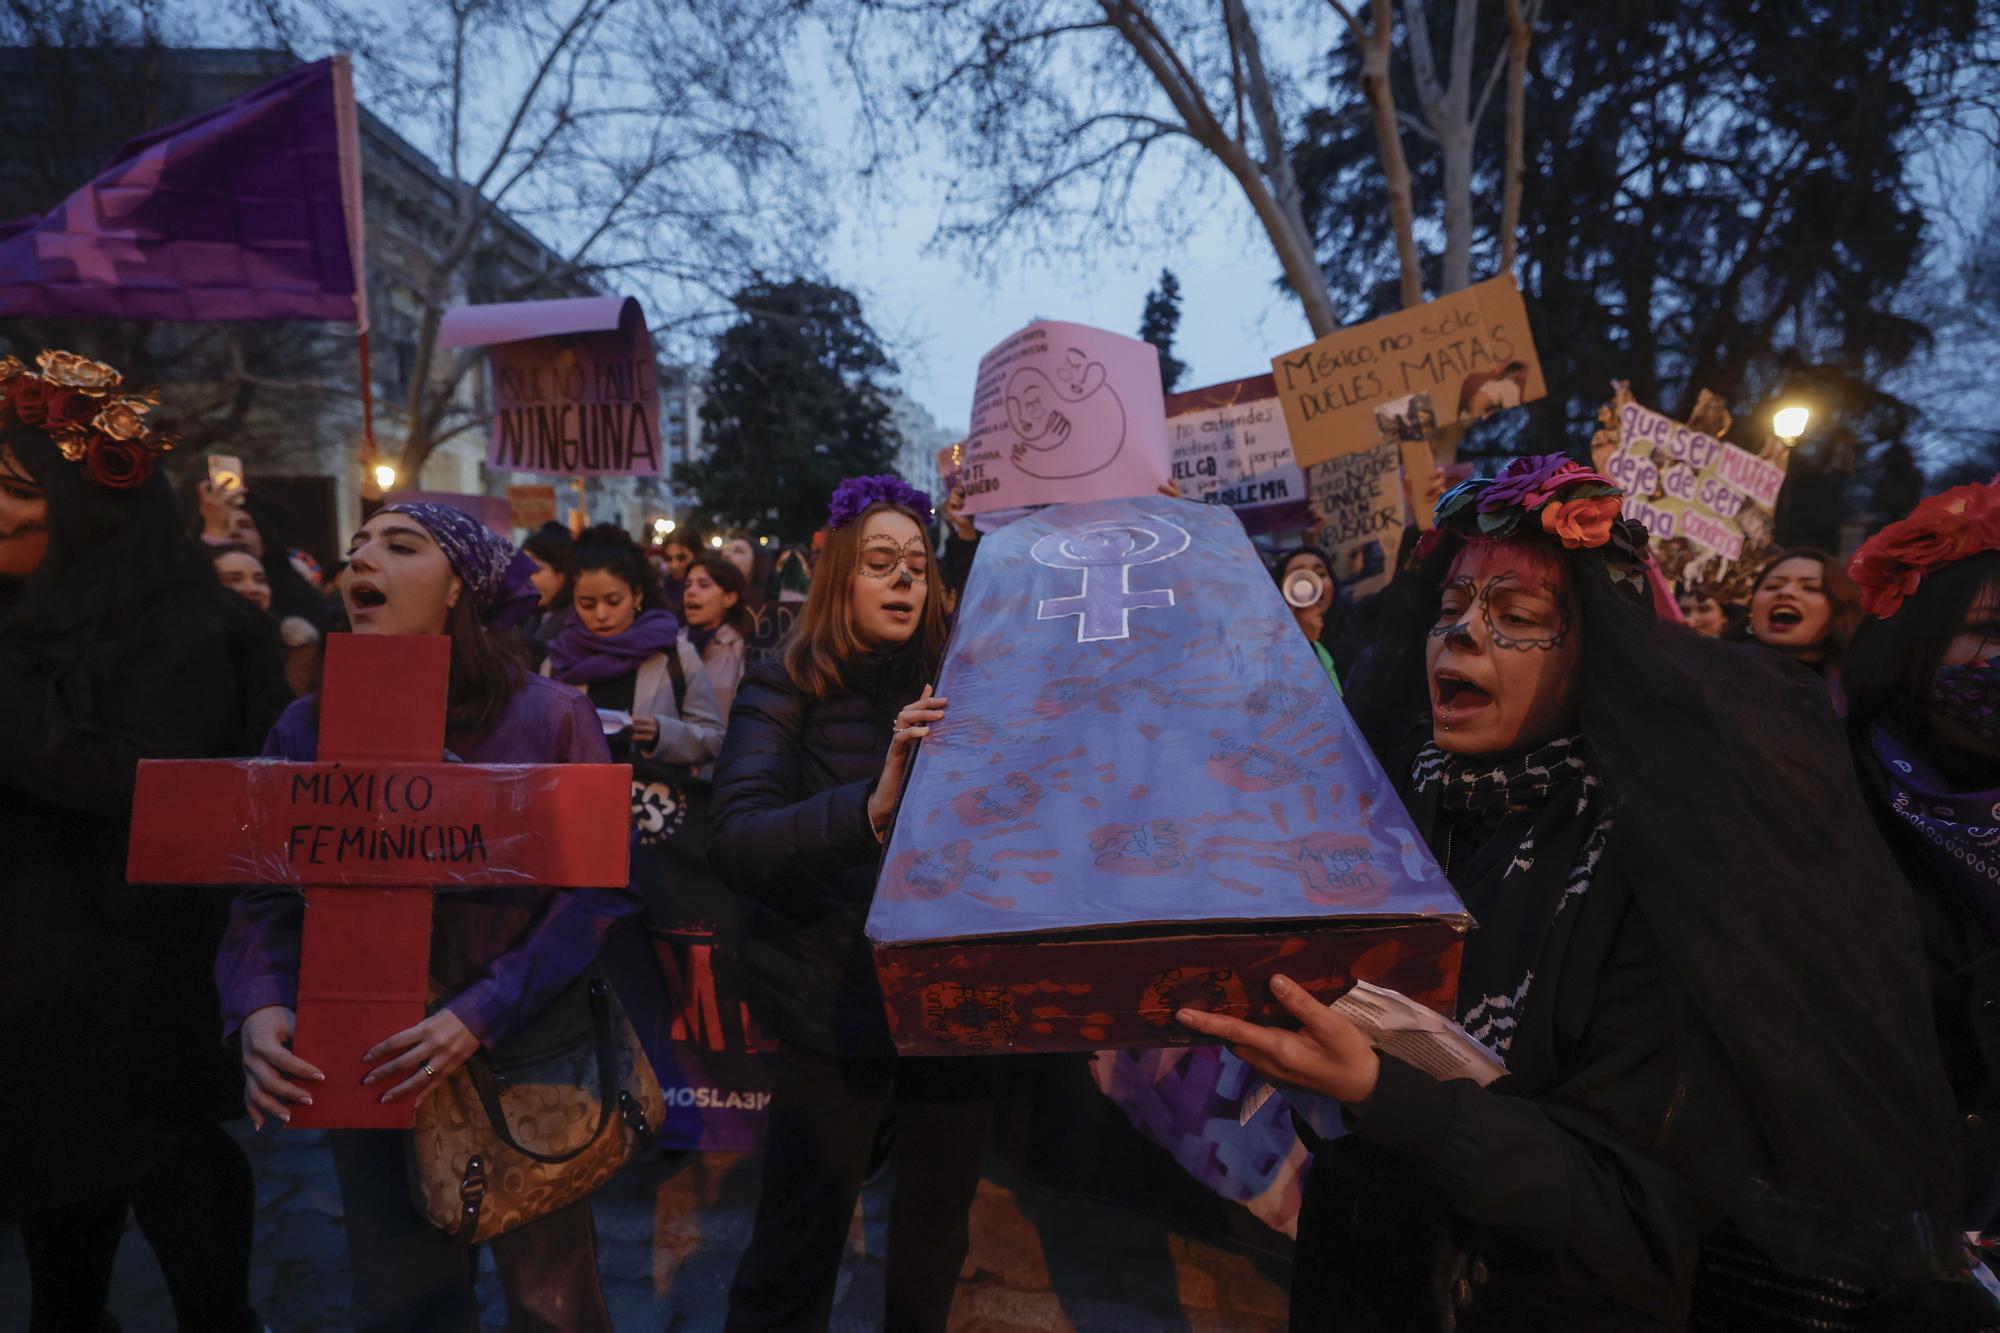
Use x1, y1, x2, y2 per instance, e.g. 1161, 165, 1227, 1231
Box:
1181, 454, 1981, 1329
218, 502, 647, 1333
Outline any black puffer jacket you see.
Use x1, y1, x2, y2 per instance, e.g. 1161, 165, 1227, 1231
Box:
709, 650, 927, 1058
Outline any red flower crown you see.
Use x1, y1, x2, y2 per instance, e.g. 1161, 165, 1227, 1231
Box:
0, 350, 177, 490
1848, 479, 2000, 619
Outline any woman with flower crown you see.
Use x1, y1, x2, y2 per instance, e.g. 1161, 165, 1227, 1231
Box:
710, 475, 992, 1332
1180, 453, 1984, 1329
0, 350, 281, 1331
1843, 480, 2000, 1252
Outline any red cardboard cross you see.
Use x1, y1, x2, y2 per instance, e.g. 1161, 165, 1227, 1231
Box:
127, 633, 632, 1129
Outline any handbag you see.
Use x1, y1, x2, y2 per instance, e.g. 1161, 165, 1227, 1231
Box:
406, 969, 665, 1244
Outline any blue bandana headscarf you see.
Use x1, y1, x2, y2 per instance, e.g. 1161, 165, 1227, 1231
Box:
378, 501, 539, 630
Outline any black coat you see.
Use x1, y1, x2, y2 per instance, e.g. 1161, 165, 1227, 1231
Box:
708, 652, 924, 1058
0, 583, 281, 1217
1859, 762, 2000, 1230
1295, 841, 1717, 1332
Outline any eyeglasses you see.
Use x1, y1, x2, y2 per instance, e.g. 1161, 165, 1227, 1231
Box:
858, 541, 929, 581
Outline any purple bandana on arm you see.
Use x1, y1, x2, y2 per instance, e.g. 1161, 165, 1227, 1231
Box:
378, 501, 540, 629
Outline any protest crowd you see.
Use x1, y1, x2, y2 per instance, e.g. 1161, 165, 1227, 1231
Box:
5, 37, 2000, 1333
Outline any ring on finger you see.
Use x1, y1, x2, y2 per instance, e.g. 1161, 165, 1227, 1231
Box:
421, 1062, 436, 1078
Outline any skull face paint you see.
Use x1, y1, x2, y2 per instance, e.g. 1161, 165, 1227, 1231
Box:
1425, 541, 1582, 756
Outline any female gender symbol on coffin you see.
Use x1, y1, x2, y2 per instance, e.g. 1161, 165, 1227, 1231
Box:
1031, 518, 1191, 643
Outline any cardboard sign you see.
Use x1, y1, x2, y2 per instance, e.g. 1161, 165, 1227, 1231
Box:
1271, 276, 1545, 467
439, 295, 661, 478
1601, 400, 1788, 564
127, 633, 633, 1129
959, 320, 1171, 515
507, 483, 559, 530
866, 496, 1469, 1055
1306, 437, 1409, 600
1166, 373, 1309, 533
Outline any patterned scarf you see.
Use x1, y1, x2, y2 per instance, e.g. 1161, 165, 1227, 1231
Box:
1406, 735, 1614, 1056
1871, 724, 2000, 944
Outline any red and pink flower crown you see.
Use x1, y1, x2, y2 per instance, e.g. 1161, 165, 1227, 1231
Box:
0, 350, 176, 490
1848, 479, 2000, 619
1425, 452, 1650, 592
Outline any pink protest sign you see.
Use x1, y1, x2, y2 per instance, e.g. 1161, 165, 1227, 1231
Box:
439, 296, 661, 478
959, 321, 1171, 515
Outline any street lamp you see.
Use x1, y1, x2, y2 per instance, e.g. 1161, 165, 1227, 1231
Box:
660, 518, 676, 536
372, 463, 397, 491
758, 535, 770, 547
1773, 405, 1811, 444
708, 535, 725, 549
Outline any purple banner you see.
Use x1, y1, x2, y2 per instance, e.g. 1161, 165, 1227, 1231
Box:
636, 830, 773, 1151
0, 57, 365, 326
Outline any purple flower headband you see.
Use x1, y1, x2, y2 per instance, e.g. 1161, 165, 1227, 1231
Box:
826, 474, 933, 531
1426, 452, 1651, 594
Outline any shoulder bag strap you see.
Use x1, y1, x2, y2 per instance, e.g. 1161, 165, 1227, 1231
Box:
462, 976, 621, 1165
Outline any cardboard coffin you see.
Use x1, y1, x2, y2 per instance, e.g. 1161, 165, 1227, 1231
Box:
866, 496, 1470, 1055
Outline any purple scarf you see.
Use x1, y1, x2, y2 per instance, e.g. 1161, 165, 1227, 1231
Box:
1872, 725, 2000, 941
546, 607, 681, 685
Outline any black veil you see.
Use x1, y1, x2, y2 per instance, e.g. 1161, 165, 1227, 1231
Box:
1347, 529, 1964, 1284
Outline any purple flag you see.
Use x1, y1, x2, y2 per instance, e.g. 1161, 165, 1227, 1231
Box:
0, 56, 367, 327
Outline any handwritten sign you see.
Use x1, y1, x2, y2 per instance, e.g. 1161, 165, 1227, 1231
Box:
507, 483, 558, 530
439, 295, 661, 478
1601, 400, 1788, 564
1166, 374, 1309, 531
1271, 276, 1544, 468
959, 320, 1170, 515
1307, 436, 1408, 600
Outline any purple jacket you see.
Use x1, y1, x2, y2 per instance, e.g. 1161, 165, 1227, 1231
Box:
215, 673, 643, 1048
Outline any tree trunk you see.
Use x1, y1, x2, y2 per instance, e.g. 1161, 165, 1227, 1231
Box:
1359, 3, 1425, 308
1439, 122, 1474, 294
1499, 0, 1530, 275
1222, 0, 1340, 336
397, 297, 446, 482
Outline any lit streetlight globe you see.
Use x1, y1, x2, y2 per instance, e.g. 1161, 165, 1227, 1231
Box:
1773, 406, 1810, 442
372, 463, 397, 490
708, 535, 725, 549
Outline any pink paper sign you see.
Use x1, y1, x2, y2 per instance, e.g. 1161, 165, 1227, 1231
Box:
959, 320, 1170, 515
440, 296, 661, 478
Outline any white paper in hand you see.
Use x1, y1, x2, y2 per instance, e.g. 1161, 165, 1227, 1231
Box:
595, 709, 633, 735
1238, 981, 1507, 1133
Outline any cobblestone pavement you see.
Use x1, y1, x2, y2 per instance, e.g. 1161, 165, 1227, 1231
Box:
0, 1125, 1291, 1331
